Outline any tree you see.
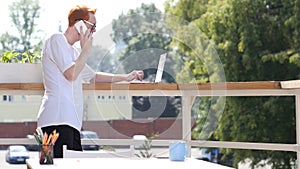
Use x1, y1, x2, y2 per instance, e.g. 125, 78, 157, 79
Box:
111, 3, 181, 118
87, 45, 116, 73
165, 0, 227, 143
111, 3, 174, 73
0, 0, 42, 53
207, 1, 297, 168
166, 0, 299, 168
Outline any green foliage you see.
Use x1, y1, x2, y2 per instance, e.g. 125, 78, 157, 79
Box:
0, 0, 42, 52
135, 132, 159, 158
260, 48, 300, 73
166, 0, 225, 84
0, 50, 41, 63
166, 0, 300, 168
0, 51, 20, 63
87, 45, 116, 73
21, 50, 42, 63
112, 3, 182, 118
100, 145, 115, 152
111, 3, 173, 73
0, 33, 20, 52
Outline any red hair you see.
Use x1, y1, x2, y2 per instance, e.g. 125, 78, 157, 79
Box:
68, 5, 97, 26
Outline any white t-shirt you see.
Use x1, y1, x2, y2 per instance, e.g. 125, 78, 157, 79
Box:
37, 33, 96, 132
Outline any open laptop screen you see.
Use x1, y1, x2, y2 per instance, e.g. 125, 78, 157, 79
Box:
129, 53, 167, 84
154, 53, 167, 83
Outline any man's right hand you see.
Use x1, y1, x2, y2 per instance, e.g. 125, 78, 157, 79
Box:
79, 28, 93, 50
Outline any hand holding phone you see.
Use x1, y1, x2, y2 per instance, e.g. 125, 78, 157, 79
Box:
75, 20, 87, 34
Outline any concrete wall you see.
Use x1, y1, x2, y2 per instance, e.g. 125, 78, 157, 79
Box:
0, 95, 133, 122
0, 118, 196, 139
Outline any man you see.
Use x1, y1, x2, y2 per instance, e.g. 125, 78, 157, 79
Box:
37, 5, 144, 158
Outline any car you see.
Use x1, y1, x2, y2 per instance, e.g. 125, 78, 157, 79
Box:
5, 145, 30, 164
132, 135, 148, 149
80, 131, 100, 151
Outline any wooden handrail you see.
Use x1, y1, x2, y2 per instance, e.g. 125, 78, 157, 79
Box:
0, 81, 282, 91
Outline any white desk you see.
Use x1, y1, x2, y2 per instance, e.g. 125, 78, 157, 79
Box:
26, 158, 234, 169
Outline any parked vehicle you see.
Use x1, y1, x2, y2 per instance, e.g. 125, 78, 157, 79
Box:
80, 130, 100, 151
132, 135, 148, 149
5, 145, 30, 164
197, 148, 233, 167
200, 148, 219, 163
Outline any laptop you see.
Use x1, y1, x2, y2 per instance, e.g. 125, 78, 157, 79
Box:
131, 53, 167, 84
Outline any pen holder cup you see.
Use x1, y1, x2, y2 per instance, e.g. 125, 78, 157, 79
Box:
39, 144, 54, 165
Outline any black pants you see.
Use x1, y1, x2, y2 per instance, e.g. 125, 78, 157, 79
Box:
42, 125, 82, 158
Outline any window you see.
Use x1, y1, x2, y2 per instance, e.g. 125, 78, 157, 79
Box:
119, 96, 126, 100
3, 95, 13, 102
108, 96, 115, 100
97, 96, 105, 101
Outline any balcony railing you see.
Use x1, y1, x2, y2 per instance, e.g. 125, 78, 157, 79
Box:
0, 81, 300, 168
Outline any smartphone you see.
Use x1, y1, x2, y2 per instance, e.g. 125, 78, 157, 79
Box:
75, 20, 87, 34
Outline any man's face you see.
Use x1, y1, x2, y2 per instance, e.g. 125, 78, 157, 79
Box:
86, 13, 96, 33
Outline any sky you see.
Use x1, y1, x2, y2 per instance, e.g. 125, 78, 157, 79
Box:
0, 0, 165, 38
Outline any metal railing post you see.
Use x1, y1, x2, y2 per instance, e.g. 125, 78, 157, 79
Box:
182, 94, 195, 157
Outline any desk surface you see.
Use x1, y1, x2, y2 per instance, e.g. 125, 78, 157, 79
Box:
26, 158, 234, 169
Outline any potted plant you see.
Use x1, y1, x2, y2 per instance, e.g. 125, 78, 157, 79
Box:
134, 132, 159, 158
0, 50, 43, 83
